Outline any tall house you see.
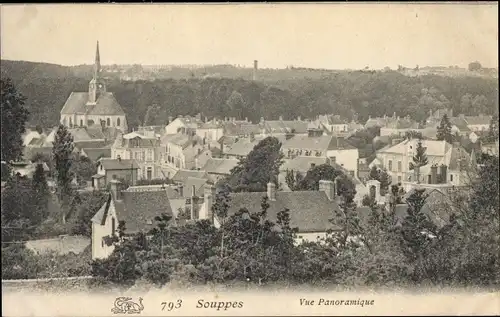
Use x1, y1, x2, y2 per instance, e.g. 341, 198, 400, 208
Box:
60, 41, 128, 132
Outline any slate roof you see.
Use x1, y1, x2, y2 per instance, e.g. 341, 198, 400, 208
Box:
378, 139, 451, 157
464, 115, 492, 125
282, 135, 356, 151
98, 158, 139, 170
449, 117, 470, 131
224, 139, 259, 156
60, 92, 125, 115
280, 156, 329, 173
224, 191, 341, 233
172, 169, 209, 183
81, 148, 112, 162
161, 133, 201, 149
202, 158, 239, 175
74, 140, 110, 150
264, 120, 309, 134
184, 177, 208, 197
92, 190, 174, 233
222, 122, 262, 136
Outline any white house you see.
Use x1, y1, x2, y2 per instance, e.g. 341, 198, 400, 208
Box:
91, 179, 173, 260
165, 115, 203, 135
160, 133, 205, 173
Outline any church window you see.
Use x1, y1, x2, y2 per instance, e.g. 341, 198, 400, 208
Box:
107, 118, 110, 126
117, 118, 121, 126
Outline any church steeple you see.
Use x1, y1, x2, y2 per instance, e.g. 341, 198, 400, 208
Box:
88, 40, 106, 105
94, 41, 101, 80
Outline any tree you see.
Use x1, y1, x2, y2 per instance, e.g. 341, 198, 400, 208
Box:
71, 190, 107, 236
405, 130, 423, 140
223, 137, 284, 192
31, 163, 50, 224
1, 78, 29, 162
226, 90, 246, 119
368, 166, 391, 193
399, 188, 436, 280
52, 125, 75, 224
468, 61, 482, 71
71, 154, 96, 185
291, 164, 356, 203
284, 169, 303, 191
436, 114, 453, 143
486, 113, 499, 143
411, 139, 428, 184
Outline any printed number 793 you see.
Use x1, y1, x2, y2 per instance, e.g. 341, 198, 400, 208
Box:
161, 300, 182, 311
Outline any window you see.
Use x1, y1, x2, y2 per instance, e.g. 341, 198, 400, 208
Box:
117, 118, 120, 126
450, 174, 454, 182
388, 160, 393, 171
397, 176, 402, 183
106, 118, 110, 126
80, 119, 83, 126
111, 217, 116, 235
146, 149, 153, 161
147, 167, 152, 180
397, 161, 402, 172
69, 118, 72, 127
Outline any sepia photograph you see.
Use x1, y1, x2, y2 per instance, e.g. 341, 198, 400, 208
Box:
1, 3, 499, 316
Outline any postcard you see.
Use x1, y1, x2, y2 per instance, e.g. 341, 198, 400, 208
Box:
1, 3, 499, 316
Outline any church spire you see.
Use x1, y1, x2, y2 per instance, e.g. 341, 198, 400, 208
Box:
94, 40, 101, 80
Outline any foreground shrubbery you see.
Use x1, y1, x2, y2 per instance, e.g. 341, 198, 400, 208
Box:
91, 157, 499, 289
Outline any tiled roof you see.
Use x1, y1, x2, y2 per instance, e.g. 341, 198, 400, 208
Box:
161, 133, 201, 149
98, 158, 139, 170
202, 158, 239, 175
82, 148, 112, 161
465, 115, 492, 125
172, 169, 209, 183
224, 139, 259, 156
92, 191, 174, 233
282, 135, 356, 151
60, 92, 125, 115
225, 191, 341, 233
280, 156, 329, 173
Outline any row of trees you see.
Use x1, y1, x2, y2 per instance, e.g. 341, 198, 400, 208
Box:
3, 61, 498, 130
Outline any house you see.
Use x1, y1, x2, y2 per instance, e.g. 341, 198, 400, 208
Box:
464, 115, 492, 132
261, 116, 309, 136
80, 147, 112, 162
426, 108, 454, 125
92, 157, 139, 189
380, 116, 420, 137
160, 133, 205, 173
9, 161, 50, 178
201, 158, 239, 183
59, 42, 128, 132
317, 114, 349, 134
221, 118, 263, 138
364, 115, 391, 129
164, 114, 203, 135
111, 130, 162, 180
281, 128, 359, 176
91, 180, 174, 259
481, 139, 499, 156
370, 139, 475, 186
198, 181, 342, 244
196, 120, 225, 142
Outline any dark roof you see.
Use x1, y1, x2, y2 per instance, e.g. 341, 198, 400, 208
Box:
82, 148, 112, 161
161, 133, 201, 149
202, 158, 239, 175
60, 92, 125, 115
98, 158, 139, 170
172, 169, 209, 183
92, 191, 174, 233
225, 191, 341, 233
280, 156, 328, 173
74, 140, 110, 150
282, 135, 356, 151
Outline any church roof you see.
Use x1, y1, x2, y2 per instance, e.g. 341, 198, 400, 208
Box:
60, 92, 125, 116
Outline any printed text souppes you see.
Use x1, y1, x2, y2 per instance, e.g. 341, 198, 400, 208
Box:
196, 300, 244, 311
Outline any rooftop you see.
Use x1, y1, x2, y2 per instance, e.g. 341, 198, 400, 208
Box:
98, 158, 139, 170
60, 92, 125, 116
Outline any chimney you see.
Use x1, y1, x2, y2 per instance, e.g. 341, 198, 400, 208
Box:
439, 164, 448, 184
110, 179, 122, 201
267, 182, 276, 201
297, 116, 301, 121
260, 117, 265, 124
201, 185, 215, 221
253, 60, 258, 81
245, 117, 248, 123
319, 180, 335, 201
430, 164, 438, 184
190, 184, 197, 220
279, 116, 283, 121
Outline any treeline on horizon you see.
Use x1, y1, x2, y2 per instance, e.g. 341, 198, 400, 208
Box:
1, 60, 498, 130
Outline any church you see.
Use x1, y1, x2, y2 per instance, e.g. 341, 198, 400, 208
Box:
60, 42, 128, 132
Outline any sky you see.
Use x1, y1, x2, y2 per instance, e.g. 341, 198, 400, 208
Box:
1, 3, 498, 70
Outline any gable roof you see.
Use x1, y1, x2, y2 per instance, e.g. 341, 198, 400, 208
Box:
225, 191, 341, 233
202, 158, 239, 175
81, 147, 112, 162
92, 191, 174, 233
98, 158, 139, 170
378, 139, 451, 157
60, 92, 125, 115
172, 169, 209, 183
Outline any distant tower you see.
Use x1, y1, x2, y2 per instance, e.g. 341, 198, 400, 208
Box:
253, 60, 258, 81
88, 41, 107, 104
